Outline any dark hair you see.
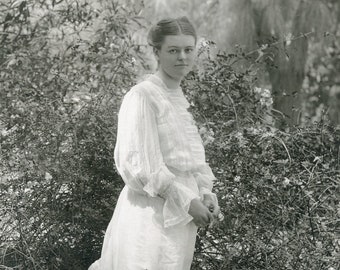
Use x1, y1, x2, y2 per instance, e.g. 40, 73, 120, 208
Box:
147, 16, 197, 49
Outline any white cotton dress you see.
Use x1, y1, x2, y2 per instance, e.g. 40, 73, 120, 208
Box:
88, 74, 217, 270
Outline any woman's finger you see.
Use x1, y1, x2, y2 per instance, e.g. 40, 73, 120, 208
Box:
212, 206, 220, 216
207, 211, 214, 223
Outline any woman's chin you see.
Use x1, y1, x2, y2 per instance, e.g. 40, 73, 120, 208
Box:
173, 70, 190, 79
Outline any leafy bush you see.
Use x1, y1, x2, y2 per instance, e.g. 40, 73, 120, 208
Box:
302, 35, 340, 125
1, 2, 339, 270
0, 1, 140, 269
184, 50, 340, 270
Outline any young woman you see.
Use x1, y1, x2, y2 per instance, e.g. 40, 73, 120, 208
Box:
89, 16, 221, 270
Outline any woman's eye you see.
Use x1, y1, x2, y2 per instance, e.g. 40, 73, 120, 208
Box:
169, 49, 178, 54
185, 48, 193, 53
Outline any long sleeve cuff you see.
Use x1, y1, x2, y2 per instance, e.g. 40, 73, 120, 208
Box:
193, 164, 216, 199
141, 166, 199, 228
162, 182, 200, 228
199, 187, 216, 198
142, 166, 176, 197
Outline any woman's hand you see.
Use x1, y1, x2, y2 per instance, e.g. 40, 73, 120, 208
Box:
202, 194, 223, 226
188, 198, 213, 227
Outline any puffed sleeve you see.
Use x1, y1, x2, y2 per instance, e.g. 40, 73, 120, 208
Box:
114, 88, 199, 228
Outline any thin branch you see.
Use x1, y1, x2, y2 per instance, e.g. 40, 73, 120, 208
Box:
245, 31, 315, 57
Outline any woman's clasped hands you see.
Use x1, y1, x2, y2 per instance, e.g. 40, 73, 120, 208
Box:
188, 195, 223, 228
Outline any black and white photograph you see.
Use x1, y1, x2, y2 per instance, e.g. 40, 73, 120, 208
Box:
0, 0, 339, 269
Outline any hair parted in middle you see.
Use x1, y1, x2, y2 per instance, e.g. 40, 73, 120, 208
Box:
147, 16, 197, 50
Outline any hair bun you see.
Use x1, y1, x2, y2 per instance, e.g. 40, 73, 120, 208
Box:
147, 17, 197, 49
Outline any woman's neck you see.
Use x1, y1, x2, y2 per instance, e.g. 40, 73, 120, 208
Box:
155, 70, 181, 90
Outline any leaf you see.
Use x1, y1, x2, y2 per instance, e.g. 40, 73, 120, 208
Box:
45, 172, 53, 181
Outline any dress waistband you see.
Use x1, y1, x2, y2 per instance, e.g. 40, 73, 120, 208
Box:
167, 166, 193, 177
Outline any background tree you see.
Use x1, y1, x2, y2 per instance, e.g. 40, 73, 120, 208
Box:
217, 0, 338, 127
135, 0, 339, 128
1, 1, 339, 270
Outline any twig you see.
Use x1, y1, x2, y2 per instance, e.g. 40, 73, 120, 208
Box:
245, 31, 315, 57
225, 86, 239, 130
266, 135, 292, 165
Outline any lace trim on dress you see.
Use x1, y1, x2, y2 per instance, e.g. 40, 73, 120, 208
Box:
146, 75, 216, 196
147, 75, 207, 167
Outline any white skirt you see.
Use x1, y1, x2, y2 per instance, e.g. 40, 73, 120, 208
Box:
89, 185, 198, 270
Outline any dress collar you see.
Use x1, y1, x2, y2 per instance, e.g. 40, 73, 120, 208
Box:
147, 74, 182, 93
146, 74, 190, 109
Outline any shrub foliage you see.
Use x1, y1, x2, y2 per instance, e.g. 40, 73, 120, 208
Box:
0, 1, 339, 270
184, 50, 339, 270
1, 1, 138, 269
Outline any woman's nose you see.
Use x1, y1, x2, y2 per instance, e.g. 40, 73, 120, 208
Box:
178, 50, 186, 60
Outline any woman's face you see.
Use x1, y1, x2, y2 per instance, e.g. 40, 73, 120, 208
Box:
156, 34, 196, 81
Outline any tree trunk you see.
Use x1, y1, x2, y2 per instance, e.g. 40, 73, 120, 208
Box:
269, 65, 304, 127
269, 37, 308, 127
254, 0, 310, 128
